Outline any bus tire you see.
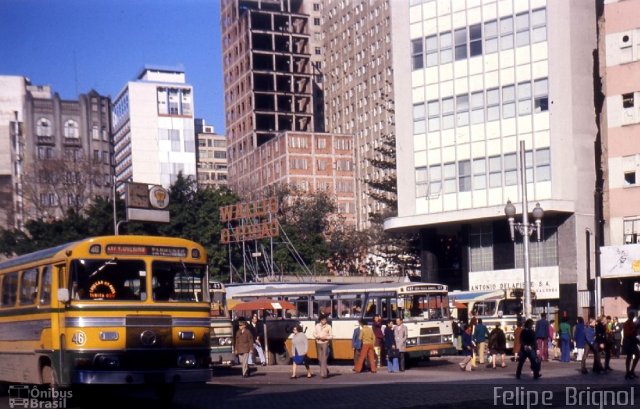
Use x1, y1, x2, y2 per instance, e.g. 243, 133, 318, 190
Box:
275, 349, 290, 366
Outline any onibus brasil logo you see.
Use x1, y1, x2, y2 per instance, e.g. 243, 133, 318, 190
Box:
8, 385, 72, 408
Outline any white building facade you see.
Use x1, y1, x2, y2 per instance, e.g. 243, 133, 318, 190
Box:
386, 0, 597, 317
113, 67, 197, 193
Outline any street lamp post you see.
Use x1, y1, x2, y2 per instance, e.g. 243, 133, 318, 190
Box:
504, 141, 544, 319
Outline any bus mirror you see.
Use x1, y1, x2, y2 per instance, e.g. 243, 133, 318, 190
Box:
57, 288, 70, 303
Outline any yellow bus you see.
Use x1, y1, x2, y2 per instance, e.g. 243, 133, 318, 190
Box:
0, 235, 212, 399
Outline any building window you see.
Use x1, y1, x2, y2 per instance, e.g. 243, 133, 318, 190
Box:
487, 88, 500, 121
469, 24, 482, 57
411, 38, 424, 70
473, 158, 486, 190
314, 17, 321, 26
64, 120, 79, 138
440, 31, 452, 64
454, 27, 467, 61
488, 155, 502, 187
442, 97, 454, 130
624, 171, 636, 186
623, 92, 635, 108
502, 85, 516, 119
429, 164, 442, 195
456, 94, 469, 126
214, 151, 227, 159
531, 8, 547, 43
315, 47, 322, 55
469, 223, 494, 272
623, 219, 640, 244
458, 160, 471, 192
443, 162, 456, 193
36, 118, 51, 137
416, 167, 428, 197
470, 91, 485, 124
484, 20, 498, 54
504, 153, 517, 185
515, 12, 530, 47
535, 148, 551, 182
427, 100, 440, 131
313, 3, 320, 11
425, 35, 438, 67
518, 81, 532, 116
534, 78, 549, 112
500, 16, 514, 50
413, 103, 426, 134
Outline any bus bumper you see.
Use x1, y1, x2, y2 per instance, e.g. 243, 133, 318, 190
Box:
406, 343, 456, 359
210, 351, 237, 366
71, 369, 211, 385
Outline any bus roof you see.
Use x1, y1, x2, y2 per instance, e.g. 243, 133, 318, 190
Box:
448, 290, 505, 302
227, 283, 336, 298
0, 241, 77, 271
331, 282, 447, 294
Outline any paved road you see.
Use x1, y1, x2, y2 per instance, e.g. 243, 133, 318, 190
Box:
1, 356, 639, 409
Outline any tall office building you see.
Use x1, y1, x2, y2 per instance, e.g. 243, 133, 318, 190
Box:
195, 118, 229, 189
598, 0, 640, 316
112, 66, 197, 194
386, 0, 597, 317
221, 0, 356, 222
323, 0, 395, 230
0, 76, 113, 227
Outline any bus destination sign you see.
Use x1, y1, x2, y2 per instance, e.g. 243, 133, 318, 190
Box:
106, 245, 188, 258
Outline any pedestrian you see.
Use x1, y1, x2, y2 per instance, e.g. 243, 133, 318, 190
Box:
352, 323, 362, 367
384, 320, 399, 372
581, 317, 603, 374
612, 316, 622, 358
595, 316, 611, 371
354, 319, 377, 373
234, 319, 254, 377
452, 319, 461, 352
473, 318, 489, 365
535, 312, 550, 361
573, 317, 586, 362
622, 311, 640, 380
512, 320, 523, 362
372, 314, 384, 367
313, 314, 333, 378
488, 323, 507, 368
290, 325, 311, 379
459, 324, 474, 372
394, 317, 408, 372
515, 319, 541, 380
248, 313, 267, 366
559, 317, 572, 362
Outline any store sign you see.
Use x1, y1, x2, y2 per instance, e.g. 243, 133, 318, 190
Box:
468, 266, 560, 299
600, 244, 640, 279
125, 182, 170, 223
219, 197, 279, 244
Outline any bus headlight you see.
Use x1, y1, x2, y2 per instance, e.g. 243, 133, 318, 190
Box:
407, 338, 418, 346
215, 337, 232, 346
178, 354, 197, 368
442, 335, 452, 343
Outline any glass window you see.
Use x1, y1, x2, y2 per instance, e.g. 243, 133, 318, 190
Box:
504, 153, 518, 185
425, 35, 439, 67
534, 78, 549, 112
502, 85, 516, 119
487, 88, 500, 121
469, 24, 482, 57
489, 155, 502, 187
412, 39, 424, 70
413, 103, 426, 119
456, 94, 469, 126
455, 28, 468, 60
443, 162, 456, 193
471, 91, 485, 124
1, 272, 18, 307
473, 158, 486, 190
459, 160, 471, 191
429, 164, 442, 195
536, 148, 551, 181
518, 82, 532, 116
152, 261, 207, 302
500, 16, 514, 50
19, 268, 38, 305
440, 32, 453, 64
532, 8, 547, 43
427, 100, 440, 131
484, 20, 498, 54
36, 118, 51, 137
70, 259, 148, 301
64, 120, 79, 138
442, 97, 454, 129
515, 12, 530, 47
40, 266, 52, 305
416, 167, 428, 183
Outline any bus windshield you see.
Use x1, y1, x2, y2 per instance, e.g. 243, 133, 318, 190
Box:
70, 259, 146, 301
152, 261, 207, 302
402, 293, 450, 320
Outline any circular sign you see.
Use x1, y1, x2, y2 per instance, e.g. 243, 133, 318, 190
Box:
149, 186, 169, 209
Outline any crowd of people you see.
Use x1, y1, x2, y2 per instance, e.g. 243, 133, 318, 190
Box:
452, 310, 640, 380
233, 310, 640, 381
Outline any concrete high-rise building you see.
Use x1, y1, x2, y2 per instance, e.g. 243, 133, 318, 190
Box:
0, 76, 113, 228
323, 0, 395, 230
221, 0, 356, 222
112, 66, 197, 194
195, 118, 229, 189
597, 0, 640, 316
385, 0, 597, 317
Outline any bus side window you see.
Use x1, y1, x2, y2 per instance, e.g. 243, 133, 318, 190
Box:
19, 268, 39, 305
1, 272, 18, 307
40, 266, 52, 305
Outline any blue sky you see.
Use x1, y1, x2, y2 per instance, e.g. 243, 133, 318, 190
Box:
0, 0, 226, 133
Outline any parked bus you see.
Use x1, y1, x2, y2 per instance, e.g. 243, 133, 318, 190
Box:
227, 282, 455, 363
0, 235, 212, 400
209, 281, 235, 366
449, 289, 531, 350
